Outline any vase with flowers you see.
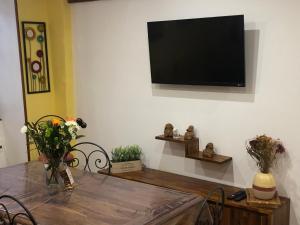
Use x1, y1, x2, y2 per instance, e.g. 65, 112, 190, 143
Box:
21, 116, 87, 188
246, 135, 285, 200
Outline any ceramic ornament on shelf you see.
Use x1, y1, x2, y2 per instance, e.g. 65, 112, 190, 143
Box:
164, 123, 174, 138
184, 125, 195, 140
202, 143, 215, 158
22, 22, 50, 94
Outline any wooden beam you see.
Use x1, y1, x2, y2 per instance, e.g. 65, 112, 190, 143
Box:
68, 0, 101, 3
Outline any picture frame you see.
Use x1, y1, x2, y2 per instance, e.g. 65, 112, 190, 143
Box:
22, 21, 50, 94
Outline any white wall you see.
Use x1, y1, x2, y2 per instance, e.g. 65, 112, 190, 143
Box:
0, 0, 27, 165
71, 0, 300, 224
0, 120, 8, 167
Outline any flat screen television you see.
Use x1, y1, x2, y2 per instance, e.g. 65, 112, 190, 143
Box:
147, 15, 245, 86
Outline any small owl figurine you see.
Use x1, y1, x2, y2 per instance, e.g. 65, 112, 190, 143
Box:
164, 123, 174, 137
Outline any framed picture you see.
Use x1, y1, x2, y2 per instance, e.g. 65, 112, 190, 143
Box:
22, 21, 50, 94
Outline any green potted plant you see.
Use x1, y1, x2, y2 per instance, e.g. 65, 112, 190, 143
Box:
246, 135, 285, 200
111, 145, 143, 173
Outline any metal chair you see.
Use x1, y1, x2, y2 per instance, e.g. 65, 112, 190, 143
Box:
64, 142, 112, 174
34, 114, 66, 125
195, 187, 225, 225
0, 195, 37, 225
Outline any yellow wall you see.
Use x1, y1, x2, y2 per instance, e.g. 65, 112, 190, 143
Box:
17, 0, 75, 160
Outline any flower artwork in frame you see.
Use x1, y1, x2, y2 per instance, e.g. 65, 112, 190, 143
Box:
22, 21, 50, 94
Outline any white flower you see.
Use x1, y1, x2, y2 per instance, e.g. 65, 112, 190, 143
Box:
71, 133, 77, 140
20, 125, 28, 134
65, 121, 80, 130
65, 121, 77, 126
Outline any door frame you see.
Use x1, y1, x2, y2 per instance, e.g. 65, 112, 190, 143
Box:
14, 0, 30, 161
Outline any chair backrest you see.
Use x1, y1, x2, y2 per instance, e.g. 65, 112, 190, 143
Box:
34, 115, 66, 125
196, 187, 225, 225
64, 142, 112, 174
0, 195, 37, 225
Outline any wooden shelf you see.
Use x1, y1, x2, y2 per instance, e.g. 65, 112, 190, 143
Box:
155, 135, 197, 143
186, 151, 232, 164
68, 0, 99, 3
155, 134, 232, 164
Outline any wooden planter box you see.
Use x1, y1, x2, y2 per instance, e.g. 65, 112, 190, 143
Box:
111, 160, 142, 174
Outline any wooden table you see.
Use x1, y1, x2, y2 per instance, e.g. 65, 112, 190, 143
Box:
0, 161, 203, 225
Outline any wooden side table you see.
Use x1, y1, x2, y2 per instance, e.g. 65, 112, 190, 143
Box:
110, 168, 290, 225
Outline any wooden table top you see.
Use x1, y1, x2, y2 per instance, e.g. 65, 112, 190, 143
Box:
0, 161, 202, 225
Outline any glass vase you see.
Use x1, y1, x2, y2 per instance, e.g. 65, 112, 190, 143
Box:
44, 161, 64, 192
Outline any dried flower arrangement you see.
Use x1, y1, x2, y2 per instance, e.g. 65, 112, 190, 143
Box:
246, 135, 285, 173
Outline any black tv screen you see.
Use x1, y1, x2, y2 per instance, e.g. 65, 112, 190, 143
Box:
147, 15, 245, 86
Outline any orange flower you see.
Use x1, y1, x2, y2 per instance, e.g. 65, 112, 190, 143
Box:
52, 119, 61, 126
